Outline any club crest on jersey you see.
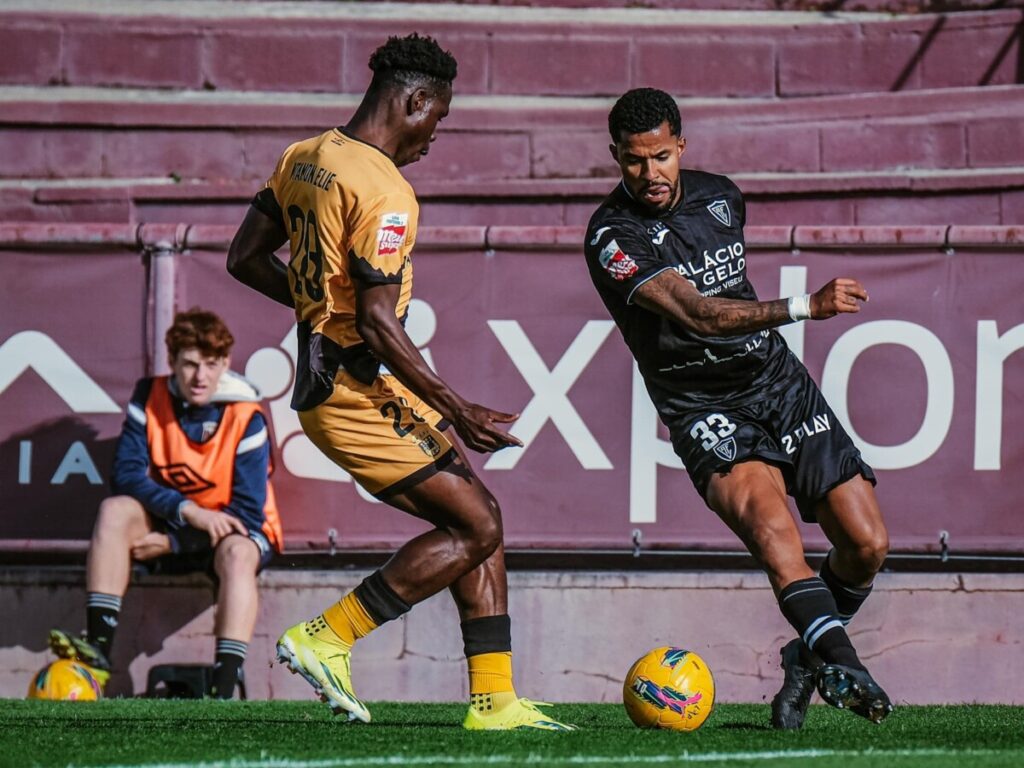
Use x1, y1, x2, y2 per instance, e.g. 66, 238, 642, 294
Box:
377, 213, 408, 257
599, 239, 639, 281
713, 437, 737, 462
707, 199, 731, 227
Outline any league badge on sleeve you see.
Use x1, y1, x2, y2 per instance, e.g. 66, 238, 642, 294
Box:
599, 239, 639, 281
377, 213, 409, 257
706, 200, 731, 227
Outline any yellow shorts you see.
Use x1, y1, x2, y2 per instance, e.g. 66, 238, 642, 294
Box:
298, 370, 455, 498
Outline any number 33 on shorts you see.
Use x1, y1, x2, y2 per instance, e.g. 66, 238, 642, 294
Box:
690, 413, 738, 461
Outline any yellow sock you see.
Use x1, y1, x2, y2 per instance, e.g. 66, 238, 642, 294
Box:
320, 592, 379, 648
468, 652, 517, 713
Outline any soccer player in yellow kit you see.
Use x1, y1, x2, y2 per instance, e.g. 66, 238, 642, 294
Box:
228, 33, 572, 731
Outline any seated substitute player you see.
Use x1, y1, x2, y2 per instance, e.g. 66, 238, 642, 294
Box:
227, 33, 572, 730
583, 88, 893, 728
49, 308, 282, 699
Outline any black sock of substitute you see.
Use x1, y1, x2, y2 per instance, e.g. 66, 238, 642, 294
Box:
778, 577, 864, 670
85, 592, 121, 658
210, 639, 247, 699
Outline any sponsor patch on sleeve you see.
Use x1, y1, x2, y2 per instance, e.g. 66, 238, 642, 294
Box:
599, 239, 639, 281
377, 212, 409, 257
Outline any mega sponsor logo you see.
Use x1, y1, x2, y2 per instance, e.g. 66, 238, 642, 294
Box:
377, 212, 408, 257
599, 239, 639, 281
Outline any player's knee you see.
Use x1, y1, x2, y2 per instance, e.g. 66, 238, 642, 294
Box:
93, 496, 145, 541
463, 498, 503, 564
855, 529, 889, 574
214, 536, 259, 578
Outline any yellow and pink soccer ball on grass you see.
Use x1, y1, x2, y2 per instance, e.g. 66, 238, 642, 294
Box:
27, 659, 104, 701
623, 646, 715, 731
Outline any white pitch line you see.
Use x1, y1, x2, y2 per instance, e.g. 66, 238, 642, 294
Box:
83, 747, 1017, 768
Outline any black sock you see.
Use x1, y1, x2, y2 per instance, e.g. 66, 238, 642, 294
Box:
353, 570, 412, 625
85, 592, 121, 658
778, 577, 863, 670
210, 639, 247, 699
820, 552, 873, 626
461, 614, 512, 657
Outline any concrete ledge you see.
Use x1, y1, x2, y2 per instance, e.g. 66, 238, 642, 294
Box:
3, 222, 1024, 252
2, 568, 1021, 704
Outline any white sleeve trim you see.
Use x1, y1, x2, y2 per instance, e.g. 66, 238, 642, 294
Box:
626, 267, 674, 305
127, 402, 147, 425
236, 426, 269, 455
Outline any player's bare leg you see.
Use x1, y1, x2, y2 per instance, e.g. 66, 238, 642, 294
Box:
276, 451, 503, 723
769, 476, 891, 727
50, 496, 153, 677
706, 462, 890, 726
210, 534, 261, 698
815, 476, 889, 594
808, 476, 892, 723
87, 496, 153, 597
389, 445, 573, 730
705, 462, 813, 593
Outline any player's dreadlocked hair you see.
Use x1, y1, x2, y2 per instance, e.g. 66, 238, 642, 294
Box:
608, 87, 681, 142
368, 33, 458, 93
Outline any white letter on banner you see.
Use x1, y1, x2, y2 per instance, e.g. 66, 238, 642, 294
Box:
822, 321, 953, 469
51, 441, 103, 485
776, 266, 808, 362
975, 321, 1024, 470
630, 362, 684, 523
485, 320, 615, 470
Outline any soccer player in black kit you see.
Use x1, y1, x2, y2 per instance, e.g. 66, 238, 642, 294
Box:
584, 88, 893, 728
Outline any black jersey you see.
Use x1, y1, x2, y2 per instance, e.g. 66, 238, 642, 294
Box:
584, 170, 790, 414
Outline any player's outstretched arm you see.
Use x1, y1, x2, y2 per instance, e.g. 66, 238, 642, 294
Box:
354, 281, 522, 454
633, 271, 867, 336
227, 206, 294, 308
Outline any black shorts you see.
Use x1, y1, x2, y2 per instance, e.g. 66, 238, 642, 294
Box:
662, 351, 875, 523
143, 525, 274, 582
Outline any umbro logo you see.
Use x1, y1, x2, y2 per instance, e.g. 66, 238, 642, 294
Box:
155, 463, 215, 494
707, 199, 731, 227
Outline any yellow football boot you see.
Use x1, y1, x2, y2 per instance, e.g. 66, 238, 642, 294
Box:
47, 629, 111, 690
275, 617, 371, 723
463, 697, 577, 731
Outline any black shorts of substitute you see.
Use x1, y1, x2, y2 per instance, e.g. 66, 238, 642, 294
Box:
142, 525, 275, 583
663, 354, 876, 523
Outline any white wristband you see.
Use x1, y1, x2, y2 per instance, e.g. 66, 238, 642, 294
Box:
787, 294, 812, 322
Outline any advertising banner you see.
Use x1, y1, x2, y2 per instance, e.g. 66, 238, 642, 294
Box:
2, 242, 1021, 553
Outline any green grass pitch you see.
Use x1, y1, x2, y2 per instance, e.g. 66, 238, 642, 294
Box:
2, 699, 1022, 768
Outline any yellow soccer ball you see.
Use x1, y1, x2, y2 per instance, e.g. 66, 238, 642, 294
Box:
27, 659, 103, 701
623, 646, 714, 731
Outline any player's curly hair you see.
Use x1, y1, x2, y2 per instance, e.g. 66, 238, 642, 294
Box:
608, 87, 681, 142
165, 307, 234, 360
369, 33, 458, 93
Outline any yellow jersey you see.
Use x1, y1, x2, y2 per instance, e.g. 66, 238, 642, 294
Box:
255, 127, 418, 409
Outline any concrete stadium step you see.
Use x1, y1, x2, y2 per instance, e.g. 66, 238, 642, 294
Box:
2, 85, 1021, 181
382, 0, 1020, 12
1, 1, 1020, 98
4, 166, 1022, 227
